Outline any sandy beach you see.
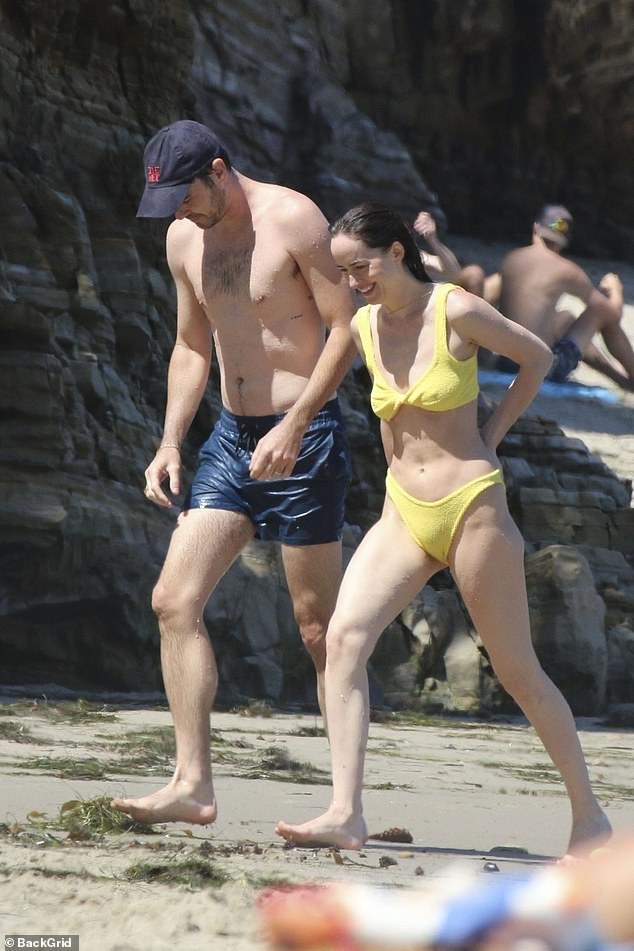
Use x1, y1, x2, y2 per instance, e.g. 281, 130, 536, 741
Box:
1, 241, 633, 950
1, 702, 634, 951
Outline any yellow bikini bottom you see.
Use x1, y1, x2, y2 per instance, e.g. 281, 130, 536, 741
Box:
385, 467, 505, 565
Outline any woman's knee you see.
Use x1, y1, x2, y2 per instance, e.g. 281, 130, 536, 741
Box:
325, 615, 370, 668
495, 655, 550, 706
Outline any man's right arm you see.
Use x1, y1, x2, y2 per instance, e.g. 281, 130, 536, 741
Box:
144, 222, 212, 507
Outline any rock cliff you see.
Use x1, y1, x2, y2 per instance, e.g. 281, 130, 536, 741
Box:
345, 0, 634, 255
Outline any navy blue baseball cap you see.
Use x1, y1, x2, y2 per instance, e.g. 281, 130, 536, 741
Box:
136, 120, 230, 218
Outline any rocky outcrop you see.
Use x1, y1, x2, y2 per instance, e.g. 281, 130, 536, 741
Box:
525, 546, 607, 714
188, 1, 441, 222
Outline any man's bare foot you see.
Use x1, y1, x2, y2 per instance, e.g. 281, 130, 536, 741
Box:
565, 810, 612, 858
275, 809, 367, 850
599, 272, 624, 309
111, 779, 217, 825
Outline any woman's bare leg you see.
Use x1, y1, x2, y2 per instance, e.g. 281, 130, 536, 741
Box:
276, 502, 441, 847
449, 485, 611, 856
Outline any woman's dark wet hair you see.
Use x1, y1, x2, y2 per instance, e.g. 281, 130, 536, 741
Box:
330, 202, 430, 282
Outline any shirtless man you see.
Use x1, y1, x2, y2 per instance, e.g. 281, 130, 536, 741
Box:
497, 204, 634, 389
112, 120, 355, 825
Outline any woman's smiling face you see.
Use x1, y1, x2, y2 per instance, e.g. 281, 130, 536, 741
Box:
331, 233, 404, 302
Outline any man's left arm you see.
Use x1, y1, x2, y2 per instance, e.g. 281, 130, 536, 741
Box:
249, 198, 356, 480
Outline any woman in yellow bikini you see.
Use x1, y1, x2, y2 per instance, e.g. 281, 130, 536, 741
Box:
276, 202, 611, 857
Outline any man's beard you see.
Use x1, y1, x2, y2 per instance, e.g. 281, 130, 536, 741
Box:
194, 183, 226, 229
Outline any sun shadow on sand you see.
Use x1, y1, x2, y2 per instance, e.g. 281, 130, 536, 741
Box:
283, 839, 556, 865
361, 841, 554, 865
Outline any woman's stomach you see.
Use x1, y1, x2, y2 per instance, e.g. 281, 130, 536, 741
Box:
386, 421, 500, 503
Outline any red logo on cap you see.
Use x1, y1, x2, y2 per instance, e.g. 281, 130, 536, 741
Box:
147, 165, 161, 183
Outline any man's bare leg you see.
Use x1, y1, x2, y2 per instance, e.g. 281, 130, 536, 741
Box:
596, 273, 634, 385
580, 341, 633, 388
552, 308, 629, 384
281, 541, 343, 731
566, 276, 634, 388
276, 508, 440, 848
112, 508, 255, 824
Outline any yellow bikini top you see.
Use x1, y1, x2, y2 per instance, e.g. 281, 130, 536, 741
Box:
355, 283, 479, 420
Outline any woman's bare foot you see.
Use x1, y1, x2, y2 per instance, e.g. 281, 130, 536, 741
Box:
565, 810, 612, 858
111, 779, 217, 825
275, 809, 367, 849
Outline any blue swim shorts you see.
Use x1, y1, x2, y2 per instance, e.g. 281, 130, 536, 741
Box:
496, 335, 581, 383
183, 399, 351, 546
545, 336, 581, 383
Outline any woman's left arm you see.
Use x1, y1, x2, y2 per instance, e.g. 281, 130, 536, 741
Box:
448, 290, 553, 450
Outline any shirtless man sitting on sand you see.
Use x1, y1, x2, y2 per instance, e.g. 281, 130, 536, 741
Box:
496, 204, 634, 390
112, 120, 355, 825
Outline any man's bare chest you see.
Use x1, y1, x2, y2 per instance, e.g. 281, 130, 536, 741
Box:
190, 240, 302, 310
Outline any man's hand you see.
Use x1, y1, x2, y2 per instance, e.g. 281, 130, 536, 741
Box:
413, 211, 437, 243
249, 419, 304, 480
144, 447, 182, 507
